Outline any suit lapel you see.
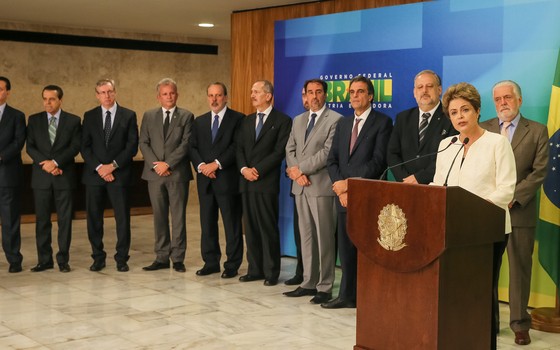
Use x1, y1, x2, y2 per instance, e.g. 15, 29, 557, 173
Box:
256, 111, 274, 143
419, 109, 445, 151
511, 116, 529, 151
52, 112, 68, 148
350, 110, 375, 156
248, 113, 257, 142
165, 109, 179, 142
38, 112, 53, 150
487, 118, 500, 133
302, 109, 327, 149
341, 116, 353, 156
213, 109, 228, 144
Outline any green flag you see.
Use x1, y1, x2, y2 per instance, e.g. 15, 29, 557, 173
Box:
538, 50, 560, 286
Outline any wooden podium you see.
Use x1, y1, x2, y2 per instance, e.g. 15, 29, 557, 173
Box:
347, 179, 505, 350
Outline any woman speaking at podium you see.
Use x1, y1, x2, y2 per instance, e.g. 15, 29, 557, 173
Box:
432, 82, 516, 349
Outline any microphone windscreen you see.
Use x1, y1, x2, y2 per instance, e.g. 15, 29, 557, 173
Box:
463, 137, 470, 145
450, 136, 458, 143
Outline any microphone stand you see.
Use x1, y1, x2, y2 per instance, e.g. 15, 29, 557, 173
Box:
443, 137, 470, 186
380, 136, 458, 180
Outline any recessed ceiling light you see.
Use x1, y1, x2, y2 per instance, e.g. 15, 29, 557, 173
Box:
198, 23, 214, 28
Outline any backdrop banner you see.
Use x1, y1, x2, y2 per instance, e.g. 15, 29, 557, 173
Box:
274, 0, 560, 306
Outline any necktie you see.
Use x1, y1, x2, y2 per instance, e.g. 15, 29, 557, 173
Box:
164, 110, 170, 137
304, 113, 317, 142
501, 121, 511, 141
212, 114, 219, 142
349, 118, 361, 154
255, 112, 265, 140
48, 116, 57, 145
104, 110, 112, 146
418, 112, 430, 144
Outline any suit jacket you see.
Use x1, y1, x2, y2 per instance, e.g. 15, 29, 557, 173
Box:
81, 104, 139, 186
286, 108, 342, 197
327, 109, 393, 211
387, 104, 457, 184
0, 104, 26, 187
26, 110, 81, 190
139, 106, 194, 183
190, 107, 244, 195
480, 115, 549, 227
236, 107, 292, 194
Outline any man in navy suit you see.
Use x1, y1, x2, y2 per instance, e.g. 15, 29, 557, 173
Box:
323, 76, 393, 308
190, 82, 245, 278
236, 80, 292, 286
81, 79, 138, 272
387, 70, 456, 184
27, 85, 81, 273
0, 76, 26, 273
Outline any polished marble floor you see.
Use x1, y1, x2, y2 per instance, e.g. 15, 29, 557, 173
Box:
0, 202, 559, 349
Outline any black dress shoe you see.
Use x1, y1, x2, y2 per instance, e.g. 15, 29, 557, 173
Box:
284, 275, 303, 286
173, 262, 186, 272
321, 297, 356, 309
264, 279, 278, 286
283, 287, 317, 297
221, 270, 238, 279
310, 292, 332, 304
58, 263, 71, 273
117, 263, 129, 272
8, 264, 22, 273
142, 261, 170, 271
89, 261, 106, 272
195, 266, 220, 276
239, 274, 264, 282
30, 263, 54, 272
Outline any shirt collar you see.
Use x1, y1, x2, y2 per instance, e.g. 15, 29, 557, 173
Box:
309, 104, 326, 118
500, 113, 521, 127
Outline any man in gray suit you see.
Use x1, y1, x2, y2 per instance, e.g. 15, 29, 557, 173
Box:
283, 79, 342, 304
140, 78, 194, 273
480, 80, 548, 346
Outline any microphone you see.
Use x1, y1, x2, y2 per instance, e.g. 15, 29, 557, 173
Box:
443, 137, 470, 186
379, 136, 458, 180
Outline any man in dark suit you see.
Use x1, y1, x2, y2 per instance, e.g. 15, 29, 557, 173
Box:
81, 79, 138, 272
140, 78, 193, 273
190, 82, 244, 278
284, 79, 342, 304
323, 76, 393, 309
236, 80, 292, 286
481, 80, 549, 346
387, 70, 456, 184
0, 76, 26, 273
26, 85, 81, 273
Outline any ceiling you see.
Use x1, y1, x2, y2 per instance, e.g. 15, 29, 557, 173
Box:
1, 0, 319, 41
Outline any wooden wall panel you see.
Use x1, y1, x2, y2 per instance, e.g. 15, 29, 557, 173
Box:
231, 0, 424, 114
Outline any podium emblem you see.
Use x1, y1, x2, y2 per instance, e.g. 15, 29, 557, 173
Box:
377, 204, 408, 251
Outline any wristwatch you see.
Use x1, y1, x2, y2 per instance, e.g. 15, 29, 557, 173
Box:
112, 160, 119, 169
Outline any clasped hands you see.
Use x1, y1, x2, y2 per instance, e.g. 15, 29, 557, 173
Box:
242, 167, 259, 182
97, 163, 115, 182
153, 161, 172, 177
40, 160, 63, 176
332, 179, 348, 208
199, 161, 219, 179
286, 166, 311, 187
